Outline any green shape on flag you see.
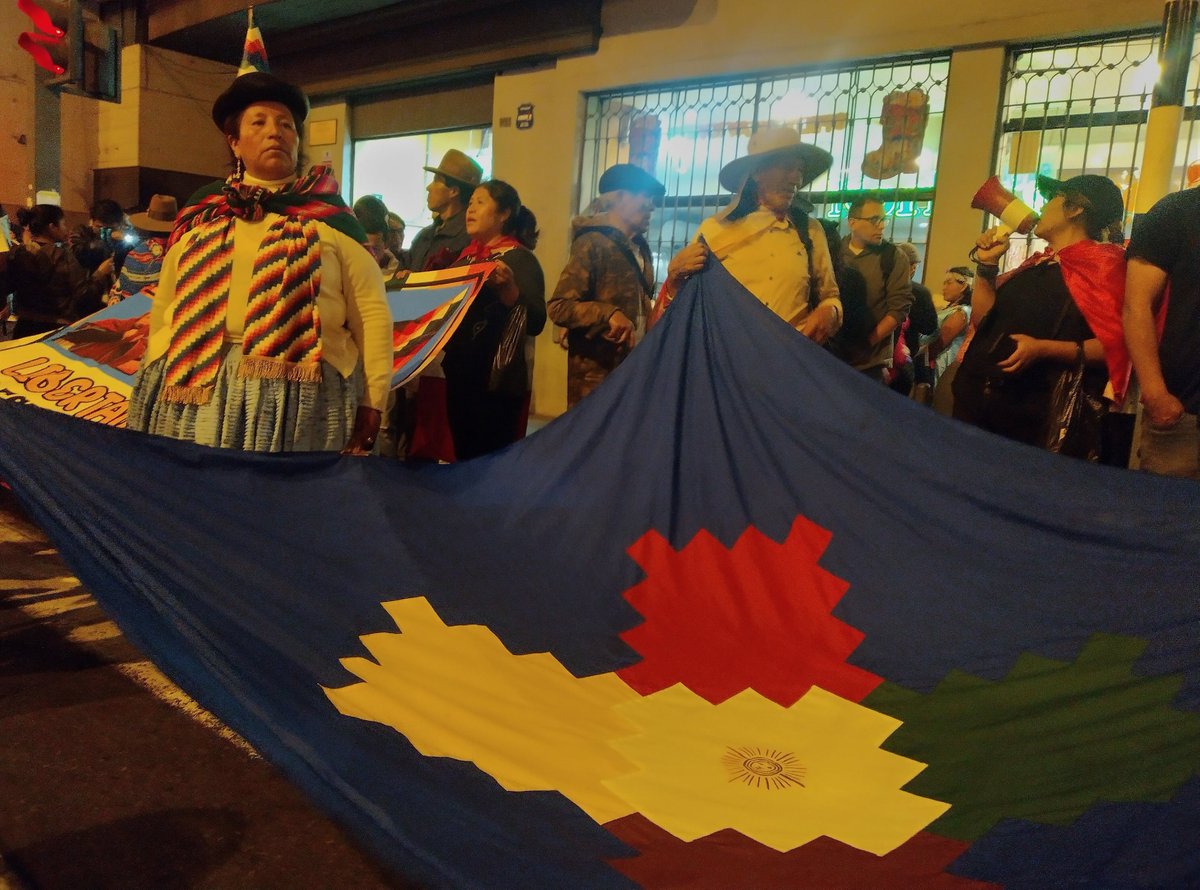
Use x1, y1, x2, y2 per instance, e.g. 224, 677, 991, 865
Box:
863, 633, 1200, 841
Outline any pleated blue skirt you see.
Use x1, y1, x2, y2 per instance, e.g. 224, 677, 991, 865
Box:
128, 347, 363, 453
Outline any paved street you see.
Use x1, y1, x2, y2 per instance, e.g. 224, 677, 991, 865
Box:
0, 487, 414, 890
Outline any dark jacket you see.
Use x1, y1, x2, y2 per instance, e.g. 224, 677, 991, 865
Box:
443, 246, 547, 392
839, 237, 913, 370
906, 281, 938, 349
548, 214, 654, 405
8, 240, 107, 328
404, 211, 470, 273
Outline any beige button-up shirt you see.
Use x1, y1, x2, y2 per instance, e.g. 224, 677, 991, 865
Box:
695, 209, 841, 329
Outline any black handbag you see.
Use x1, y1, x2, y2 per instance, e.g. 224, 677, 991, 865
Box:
1040, 349, 1107, 461
488, 302, 528, 394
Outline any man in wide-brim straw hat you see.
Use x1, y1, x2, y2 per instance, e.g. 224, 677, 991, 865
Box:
660, 124, 842, 343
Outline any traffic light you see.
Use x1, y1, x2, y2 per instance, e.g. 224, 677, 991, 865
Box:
17, 0, 67, 75
17, 0, 121, 103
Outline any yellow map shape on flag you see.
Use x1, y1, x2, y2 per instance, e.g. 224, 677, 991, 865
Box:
324, 596, 642, 824
325, 596, 949, 853
606, 684, 951, 854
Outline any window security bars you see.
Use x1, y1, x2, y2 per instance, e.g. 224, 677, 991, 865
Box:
997, 29, 1200, 257
580, 56, 951, 282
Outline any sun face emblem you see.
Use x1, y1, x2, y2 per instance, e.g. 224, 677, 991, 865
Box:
724, 746, 806, 790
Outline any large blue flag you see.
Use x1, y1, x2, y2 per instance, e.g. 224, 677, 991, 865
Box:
1, 259, 1198, 888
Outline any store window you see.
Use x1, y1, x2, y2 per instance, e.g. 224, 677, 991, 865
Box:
996, 31, 1200, 263
352, 127, 491, 240
580, 55, 950, 280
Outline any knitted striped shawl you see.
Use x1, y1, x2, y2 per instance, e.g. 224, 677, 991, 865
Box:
159, 166, 365, 405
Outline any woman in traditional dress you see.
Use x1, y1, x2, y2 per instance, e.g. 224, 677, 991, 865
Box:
129, 72, 393, 453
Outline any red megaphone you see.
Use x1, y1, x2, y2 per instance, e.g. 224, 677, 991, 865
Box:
971, 175, 1038, 234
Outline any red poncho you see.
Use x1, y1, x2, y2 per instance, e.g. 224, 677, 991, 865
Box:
998, 240, 1130, 404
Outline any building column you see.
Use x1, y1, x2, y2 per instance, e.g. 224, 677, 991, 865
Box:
924, 46, 1007, 285
307, 102, 353, 202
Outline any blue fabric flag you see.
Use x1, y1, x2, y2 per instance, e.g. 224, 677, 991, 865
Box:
0, 260, 1198, 889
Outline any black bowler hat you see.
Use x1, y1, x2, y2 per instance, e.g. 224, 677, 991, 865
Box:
211, 72, 310, 131
598, 164, 666, 200
1036, 174, 1125, 227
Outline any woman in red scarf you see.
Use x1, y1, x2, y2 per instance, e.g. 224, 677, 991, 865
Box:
441, 180, 546, 459
952, 174, 1128, 459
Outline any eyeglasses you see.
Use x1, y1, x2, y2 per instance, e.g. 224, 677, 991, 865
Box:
849, 215, 889, 226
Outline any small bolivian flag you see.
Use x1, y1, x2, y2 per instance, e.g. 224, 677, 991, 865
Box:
238, 7, 269, 76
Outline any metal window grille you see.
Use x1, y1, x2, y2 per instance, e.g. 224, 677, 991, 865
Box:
580, 55, 951, 282
996, 29, 1200, 261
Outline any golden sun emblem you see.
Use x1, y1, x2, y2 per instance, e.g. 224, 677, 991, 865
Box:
724, 746, 806, 790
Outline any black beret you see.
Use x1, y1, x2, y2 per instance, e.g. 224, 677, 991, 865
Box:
598, 164, 666, 200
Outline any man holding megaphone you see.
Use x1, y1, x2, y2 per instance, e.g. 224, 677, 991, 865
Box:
950, 174, 1130, 460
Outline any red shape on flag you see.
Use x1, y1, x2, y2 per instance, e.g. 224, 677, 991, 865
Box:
617, 517, 881, 705
604, 815, 999, 889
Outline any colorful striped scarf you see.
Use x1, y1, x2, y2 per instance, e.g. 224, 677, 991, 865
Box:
159, 166, 363, 405
454, 235, 523, 265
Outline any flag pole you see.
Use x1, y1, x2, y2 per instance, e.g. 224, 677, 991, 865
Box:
1135, 0, 1198, 214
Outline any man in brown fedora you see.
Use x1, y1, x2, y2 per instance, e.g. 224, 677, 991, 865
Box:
383, 149, 482, 458
401, 148, 483, 274
110, 194, 179, 301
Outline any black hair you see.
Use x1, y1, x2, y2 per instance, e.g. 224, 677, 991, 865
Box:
436, 174, 473, 207
353, 195, 390, 236
1061, 191, 1124, 244
477, 179, 539, 249
16, 204, 65, 238
819, 218, 846, 277
724, 179, 815, 234
945, 265, 974, 305
724, 179, 760, 223
90, 199, 124, 227
847, 192, 885, 217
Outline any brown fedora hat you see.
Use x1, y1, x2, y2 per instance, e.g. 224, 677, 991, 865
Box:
129, 194, 179, 233
423, 149, 484, 191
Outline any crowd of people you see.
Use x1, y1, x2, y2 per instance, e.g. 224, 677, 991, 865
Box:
2, 67, 1198, 479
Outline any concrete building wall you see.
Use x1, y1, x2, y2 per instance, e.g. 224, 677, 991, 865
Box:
1, 13, 97, 216
1, 36, 230, 215
133, 46, 234, 178
493, 0, 1168, 417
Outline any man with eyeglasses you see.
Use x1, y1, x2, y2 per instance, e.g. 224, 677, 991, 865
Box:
839, 194, 913, 382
